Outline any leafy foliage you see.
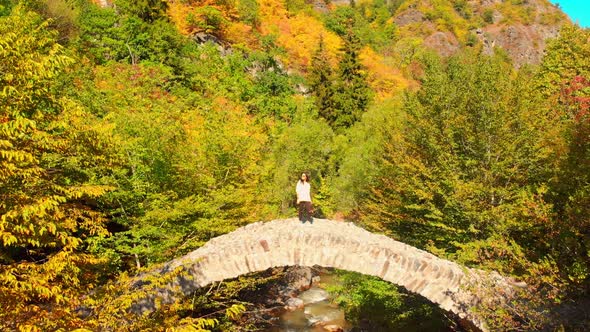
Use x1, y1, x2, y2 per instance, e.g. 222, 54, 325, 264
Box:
115, 0, 169, 23
362, 49, 556, 274
536, 24, 590, 100
530, 25, 590, 295
76, 1, 186, 66
0, 6, 116, 330
2, 0, 589, 330
326, 271, 452, 331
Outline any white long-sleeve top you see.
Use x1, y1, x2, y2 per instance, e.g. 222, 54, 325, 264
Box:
296, 181, 311, 203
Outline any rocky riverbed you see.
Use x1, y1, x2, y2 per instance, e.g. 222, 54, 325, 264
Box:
264, 270, 350, 332
236, 266, 350, 332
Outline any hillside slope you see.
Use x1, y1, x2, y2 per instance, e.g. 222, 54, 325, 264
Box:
92, 0, 569, 93
94, 0, 568, 68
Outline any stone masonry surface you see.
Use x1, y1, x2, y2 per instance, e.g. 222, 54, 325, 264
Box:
132, 218, 516, 331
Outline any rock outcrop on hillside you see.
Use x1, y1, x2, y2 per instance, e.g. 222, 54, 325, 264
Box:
476, 23, 560, 66
424, 31, 460, 57
325, 0, 567, 67
397, 0, 565, 66
389, 0, 567, 66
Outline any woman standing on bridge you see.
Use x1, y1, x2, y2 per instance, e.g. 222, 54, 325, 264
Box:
296, 172, 313, 223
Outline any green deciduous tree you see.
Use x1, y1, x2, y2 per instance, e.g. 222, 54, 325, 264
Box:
237, 0, 259, 26
323, 1, 397, 50
548, 75, 590, 290
334, 98, 404, 213
268, 117, 336, 214
77, 1, 186, 67
326, 271, 452, 331
535, 25, 590, 292
536, 24, 590, 100
84, 58, 271, 267
363, 50, 554, 274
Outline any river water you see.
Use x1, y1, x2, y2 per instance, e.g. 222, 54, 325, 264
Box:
265, 273, 353, 332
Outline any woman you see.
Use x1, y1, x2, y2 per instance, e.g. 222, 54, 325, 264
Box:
296, 172, 313, 223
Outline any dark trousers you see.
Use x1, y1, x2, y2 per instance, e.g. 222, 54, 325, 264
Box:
298, 201, 313, 222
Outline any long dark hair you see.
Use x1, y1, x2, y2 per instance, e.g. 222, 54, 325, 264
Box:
298, 172, 310, 184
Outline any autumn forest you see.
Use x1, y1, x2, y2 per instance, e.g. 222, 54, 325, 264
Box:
1, 0, 589, 331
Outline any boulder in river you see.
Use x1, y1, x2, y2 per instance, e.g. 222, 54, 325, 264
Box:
323, 324, 344, 332
285, 297, 304, 311
298, 287, 330, 304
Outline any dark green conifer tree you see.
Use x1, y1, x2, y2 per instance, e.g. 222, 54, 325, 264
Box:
332, 27, 371, 130
309, 35, 337, 124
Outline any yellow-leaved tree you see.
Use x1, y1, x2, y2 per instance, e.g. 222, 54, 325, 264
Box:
0, 6, 118, 331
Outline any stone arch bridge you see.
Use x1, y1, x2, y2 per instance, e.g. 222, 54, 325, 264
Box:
133, 219, 520, 331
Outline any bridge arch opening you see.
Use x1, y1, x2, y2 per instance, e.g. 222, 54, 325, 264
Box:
181, 265, 477, 331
